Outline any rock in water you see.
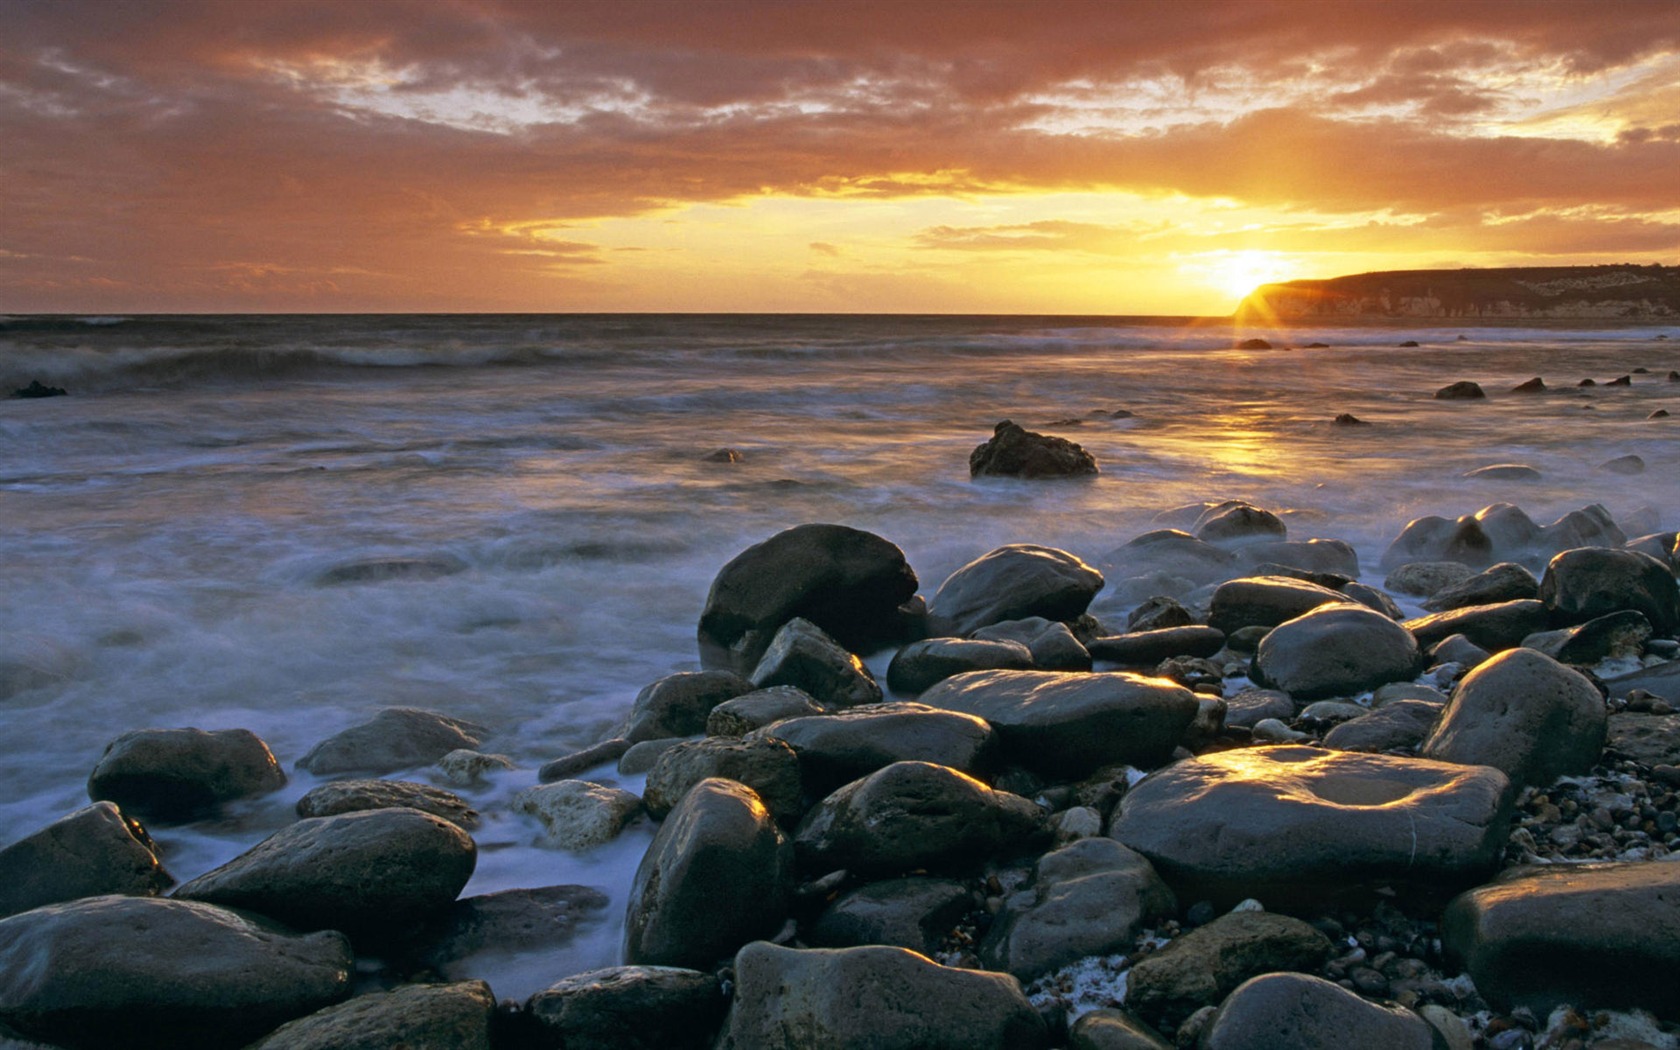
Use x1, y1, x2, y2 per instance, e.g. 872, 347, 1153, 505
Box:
1206, 575, 1352, 635
296, 778, 479, 830
0, 802, 173, 919
86, 727, 285, 823
748, 617, 882, 709
527, 965, 725, 1050
295, 708, 488, 776
513, 780, 644, 849
617, 670, 755, 742
11, 380, 66, 399
1434, 381, 1486, 400
705, 685, 826, 736
1199, 972, 1439, 1050
1421, 561, 1539, 613
969, 420, 1098, 479
241, 980, 495, 1050
928, 544, 1103, 635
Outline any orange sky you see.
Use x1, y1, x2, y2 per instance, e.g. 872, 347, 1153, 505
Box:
3, 0, 1679, 314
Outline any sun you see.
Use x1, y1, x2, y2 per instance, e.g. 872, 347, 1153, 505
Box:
1195, 250, 1299, 304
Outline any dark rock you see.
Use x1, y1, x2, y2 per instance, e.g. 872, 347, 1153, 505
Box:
0, 895, 351, 1050
1068, 1008, 1172, 1050
1251, 605, 1422, 701
1400, 340, 1421, 348
1239, 538, 1360, 578
1627, 530, 1678, 570
1242, 563, 1350, 590
970, 420, 1099, 479
749, 617, 882, 709
1603, 659, 1680, 703
11, 380, 66, 399
1523, 609, 1651, 665
1104, 530, 1237, 586
643, 737, 802, 823
1340, 581, 1403, 620
1125, 597, 1195, 633
1198, 972, 1438, 1050
1580, 378, 1597, 386
929, 544, 1104, 636
1332, 413, 1368, 426
1322, 699, 1442, 753
1434, 381, 1486, 400
526, 965, 725, 1050
1124, 911, 1334, 1028
617, 738, 686, 775
1109, 745, 1514, 910
972, 617, 1093, 671
86, 727, 285, 824
887, 638, 1034, 695
1510, 377, 1546, 393
808, 877, 977, 955
1537, 504, 1626, 556
1422, 561, 1540, 613
295, 778, 478, 830
1405, 599, 1550, 652
1380, 514, 1493, 570
704, 447, 744, 463
1608, 374, 1633, 386
0, 803, 172, 919
917, 670, 1199, 777
242, 980, 494, 1050
623, 778, 793, 969
1221, 688, 1294, 730
539, 737, 633, 782
1421, 648, 1606, 788
295, 708, 488, 776
1236, 338, 1272, 350
1087, 626, 1225, 666
705, 686, 825, 737
173, 808, 476, 942
1652, 409, 1671, 419
1222, 625, 1270, 653
1476, 503, 1544, 552
1602, 454, 1647, 475
1428, 633, 1492, 669
313, 555, 468, 586
1193, 502, 1286, 547
618, 670, 755, 743
1607, 712, 1680, 767
979, 838, 1175, 979
1384, 561, 1476, 598
409, 884, 612, 976
717, 941, 1048, 1049
1464, 463, 1540, 481
1206, 576, 1351, 635
1540, 547, 1680, 636
1442, 861, 1680, 1021
750, 701, 997, 793
696, 523, 919, 674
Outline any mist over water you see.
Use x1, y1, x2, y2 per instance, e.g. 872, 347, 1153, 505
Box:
3, 312, 1678, 990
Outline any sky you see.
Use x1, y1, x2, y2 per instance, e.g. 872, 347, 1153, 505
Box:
3, 0, 1679, 315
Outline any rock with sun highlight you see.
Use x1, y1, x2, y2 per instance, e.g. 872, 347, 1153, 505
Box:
969, 420, 1098, 479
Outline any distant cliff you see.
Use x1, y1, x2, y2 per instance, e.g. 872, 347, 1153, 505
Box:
1237, 265, 1680, 320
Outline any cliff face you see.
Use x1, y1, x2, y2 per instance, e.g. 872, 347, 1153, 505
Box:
1238, 265, 1680, 320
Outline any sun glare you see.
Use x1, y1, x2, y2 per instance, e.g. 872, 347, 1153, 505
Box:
1191, 250, 1299, 305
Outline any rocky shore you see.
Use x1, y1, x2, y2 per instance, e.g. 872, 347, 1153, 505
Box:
4, 484, 1680, 1047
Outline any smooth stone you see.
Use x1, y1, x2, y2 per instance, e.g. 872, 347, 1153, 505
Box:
1223, 625, 1269, 653
1627, 531, 1679, 570
1470, 502, 1545, 556
617, 738, 685, 775
86, 727, 285, 823
1435, 381, 1486, 400
928, 544, 1104, 636
1603, 454, 1647, 475
749, 617, 882, 709
1428, 633, 1492, 669
0, 802, 172, 919
173, 808, 476, 941
1442, 861, 1680, 1021
1421, 648, 1607, 789
1384, 561, 1475, 598
539, 737, 632, 782
296, 708, 488, 776
718, 941, 1048, 1050
1322, 700, 1443, 753
1109, 746, 1515, 910
1124, 911, 1334, 1028
973, 617, 1093, 671
1251, 604, 1422, 701
1221, 688, 1294, 729
1053, 804, 1104, 843
748, 701, 997, 794
1464, 464, 1541, 481
526, 965, 724, 1050
617, 670, 755, 743
1296, 700, 1368, 724
979, 838, 1175, 980
1237, 538, 1359, 578
1523, 609, 1651, 665
1199, 972, 1438, 1050
514, 780, 644, 849
1540, 547, 1680, 637
808, 876, 978, 955
0, 895, 352, 1050
1510, 377, 1546, 393
1125, 597, 1195, 632
1371, 682, 1449, 706
969, 419, 1098, 480
313, 555, 467, 586
1422, 561, 1541, 613
1104, 530, 1238, 588
642, 736, 802, 823
696, 523, 918, 674
1242, 563, 1349, 591
917, 670, 1199, 777
1537, 504, 1626, 556
1194, 502, 1286, 547
1087, 626, 1225, 666
1206, 576, 1351, 635
1405, 599, 1550, 652
242, 980, 494, 1050
1606, 712, 1680, 767
408, 884, 612, 976
296, 778, 479, 830
623, 778, 793, 969
1251, 718, 1308, 743
886, 637, 1035, 695
435, 749, 515, 785
1380, 514, 1493, 570
1341, 581, 1403, 620
1069, 1008, 1173, 1050
705, 686, 825, 736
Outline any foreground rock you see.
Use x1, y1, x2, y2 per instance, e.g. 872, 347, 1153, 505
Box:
296, 708, 488, 776
0, 802, 172, 919
1442, 860, 1680, 1021
618, 670, 754, 742
526, 965, 725, 1050
242, 980, 494, 1050
296, 778, 479, 830
1421, 561, 1539, 612
1109, 746, 1514, 909
1123, 910, 1334, 1029
809, 877, 977, 955
717, 941, 1048, 1049
705, 685, 825, 736
886, 638, 1035, 694
928, 544, 1103, 635
1198, 972, 1439, 1050
748, 701, 997, 794
514, 780, 644, 849
0, 895, 351, 1050
642, 737, 802, 823
969, 419, 1098, 479
1539, 546, 1680, 636
86, 727, 285, 823
1404, 599, 1549, 652
748, 617, 883, 709
1069, 1009, 1172, 1050
1206, 576, 1351, 635
1251, 604, 1422, 701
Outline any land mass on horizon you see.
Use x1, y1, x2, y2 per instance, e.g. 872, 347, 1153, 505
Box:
1238, 264, 1680, 321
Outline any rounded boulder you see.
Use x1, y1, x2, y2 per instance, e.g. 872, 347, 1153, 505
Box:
1252, 604, 1423, 702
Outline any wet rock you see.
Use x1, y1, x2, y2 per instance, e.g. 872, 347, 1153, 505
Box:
1199, 972, 1438, 1050
0, 802, 172, 919
1540, 547, 1680, 637
86, 727, 285, 823
623, 778, 793, 969
643, 737, 802, 823
1442, 861, 1680, 1022
793, 761, 1044, 878
1222, 688, 1294, 729
514, 780, 644, 849
704, 447, 743, 463
242, 980, 494, 1050
527, 965, 724, 1050
1239, 538, 1359, 578
917, 670, 1199, 777
408, 884, 612, 976
973, 617, 1093, 671
1421, 648, 1606, 788
296, 778, 479, 830
435, 749, 514, 785
1194, 502, 1286, 547
1252, 605, 1423, 701
1341, 581, 1404, 620
809, 877, 978, 955
718, 941, 1048, 1049
1474, 503, 1544, 555
1102, 531, 1237, 587
705, 685, 825, 736
1380, 514, 1493, 570
313, 554, 467, 586
1124, 910, 1334, 1028
887, 637, 1035, 695
970, 419, 1099, 480
1087, 626, 1225, 666
173, 808, 476, 942
1332, 413, 1368, 427
1523, 609, 1651, 665
1206, 576, 1352, 635
1405, 599, 1550, 652
618, 670, 755, 743
1236, 338, 1272, 350
1603, 454, 1647, 475
979, 838, 1175, 979
696, 523, 919, 674
1422, 561, 1540, 613
1510, 377, 1546, 393
1384, 561, 1476, 598
749, 617, 882, 709
296, 708, 488, 776
1537, 504, 1626, 556
1606, 712, 1680, 767
1069, 1008, 1172, 1050
1429, 633, 1493, 670
1464, 464, 1540, 481
539, 738, 633, 782
0, 895, 352, 1050
1604, 659, 1680, 703
1435, 381, 1486, 400
11, 380, 66, 399
1109, 746, 1514, 910
617, 737, 685, 775
749, 701, 997, 794
1322, 699, 1442, 753
929, 544, 1104, 636
1125, 597, 1195, 632
1627, 530, 1679, 570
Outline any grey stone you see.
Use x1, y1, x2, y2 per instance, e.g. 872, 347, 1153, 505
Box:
887, 637, 1035, 695
1384, 561, 1475, 597
1124, 911, 1334, 1028
0, 803, 172, 919
86, 727, 285, 823
1068, 1008, 1173, 1050
1193, 502, 1286, 547
1465, 463, 1541, 481
618, 670, 754, 743
1238, 538, 1359, 578
527, 965, 724, 1050
435, 749, 514, 786
1523, 609, 1651, 665
242, 980, 494, 1050
974, 617, 1094, 671
1604, 454, 1648, 475
1405, 599, 1550, 652
643, 737, 802, 823
296, 708, 488, 776
1422, 562, 1540, 613
749, 701, 996, 794
1474, 503, 1543, 555
718, 941, 1048, 1049
1435, 381, 1486, 400
1537, 504, 1626, 557
705, 686, 825, 736
514, 780, 644, 849
1221, 688, 1294, 729
1371, 682, 1449, 706
296, 778, 478, 830
1380, 514, 1493, 570
1125, 597, 1195, 632
1252, 604, 1422, 701
808, 877, 977, 955
0, 895, 351, 1050
1607, 712, 1680, 767
970, 419, 1098, 480
1087, 626, 1225, 666
979, 838, 1175, 979
1540, 547, 1680, 636
1322, 699, 1443, 753
1428, 634, 1492, 670
410, 884, 612, 975
539, 738, 632, 782
623, 778, 793, 969
1340, 581, 1404, 620
929, 544, 1104, 636
1102, 531, 1237, 587
749, 617, 882, 709
1207, 576, 1351, 635
1296, 700, 1369, 724
1198, 972, 1437, 1050
617, 737, 686, 775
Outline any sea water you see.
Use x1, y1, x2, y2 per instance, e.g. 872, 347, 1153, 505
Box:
2, 313, 1677, 994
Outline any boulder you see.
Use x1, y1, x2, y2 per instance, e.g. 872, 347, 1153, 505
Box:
705, 686, 825, 736
1539, 547, 1680, 637
748, 702, 997, 794
86, 727, 285, 823
1380, 514, 1493, 570
1421, 561, 1540, 613
1221, 688, 1294, 730
296, 708, 488, 776
1193, 503, 1286, 547
526, 965, 725, 1050
886, 638, 1035, 695
0, 895, 351, 1050
969, 420, 1098, 479
172, 808, 476, 942
1404, 599, 1550, 652
972, 617, 1092, 671
1384, 561, 1475, 598
1252, 605, 1422, 702
1321, 699, 1443, 753
1434, 381, 1486, 400
296, 778, 479, 830
1421, 648, 1606, 788
1237, 539, 1358, 578
749, 617, 882, 709
1340, 581, 1403, 620
1198, 972, 1439, 1050
617, 738, 686, 775
1511, 377, 1545, 393
696, 523, 919, 674
794, 761, 1044, 878
928, 544, 1103, 636
1125, 597, 1195, 632
1109, 746, 1514, 910
1537, 504, 1626, 555
1124, 911, 1334, 1028
623, 778, 793, 969
643, 737, 802, 823
1069, 1008, 1172, 1050
0, 803, 172, 919
808, 877, 978, 955
1103, 531, 1236, 586
513, 780, 644, 849
978, 838, 1175, 979
1442, 861, 1680, 1021
1428, 633, 1492, 670
242, 981, 494, 1050
718, 941, 1047, 1049
1628, 531, 1679, 570
1602, 454, 1646, 475
917, 670, 1199, 777
1087, 627, 1225, 666
1206, 576, 1351, 635
407, 884, 611, 976
1522, 609, 1651, 665
618, 670, 755, 743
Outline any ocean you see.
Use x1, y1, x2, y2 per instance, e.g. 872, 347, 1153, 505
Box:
2, 312, 1677, 993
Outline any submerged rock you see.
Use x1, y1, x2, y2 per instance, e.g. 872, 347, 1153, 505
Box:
969, 419, 1099, 479
313, 555, 468, 586
11, 380, 66, 399
1193, 502, 1287, 547
514, 780, 644, 849
1434, 381, 1486, 400
86, 727, 285, 824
